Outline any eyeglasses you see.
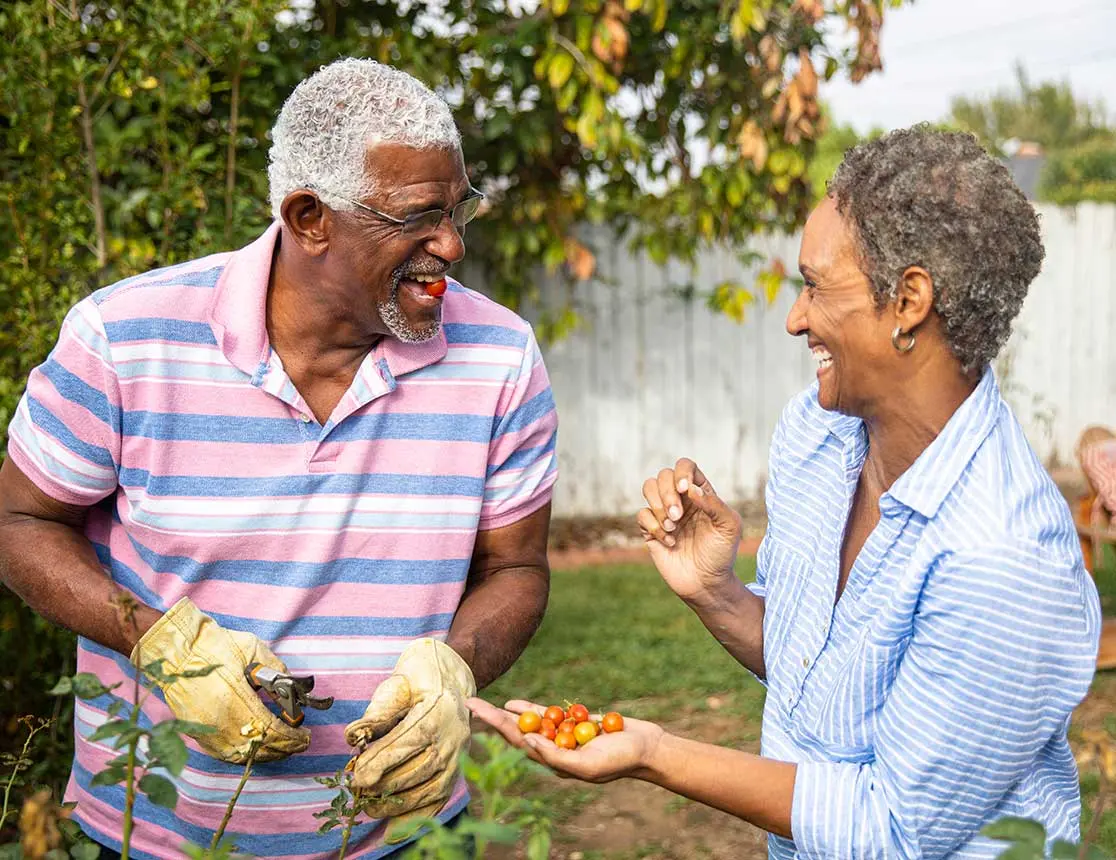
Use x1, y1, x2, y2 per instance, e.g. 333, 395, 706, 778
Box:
322, 187, 485, 239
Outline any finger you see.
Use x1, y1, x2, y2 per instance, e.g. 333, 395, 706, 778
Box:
685, 481, 738, 529
465, 698, 532, 749
371, 744, 441, 795
348, 706, 434, 788
501, 699, 546, 715
641, 476, 666, 524
675, 458, 712, 495
636, 507, 674, 548
656, 467, 684, 524
344, 675, 412, 746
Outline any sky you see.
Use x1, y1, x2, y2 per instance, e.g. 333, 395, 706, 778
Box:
820, 0, 1116, 134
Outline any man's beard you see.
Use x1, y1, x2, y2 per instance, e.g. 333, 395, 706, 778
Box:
377, 266, 443, 344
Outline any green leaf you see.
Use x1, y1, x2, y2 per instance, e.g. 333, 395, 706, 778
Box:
317, 819, 341, 834
456, 818, 519, 844
71, 673, 116, 700
70, 842, 103, 860
91, 766, 127, 787
139, 773, 178, 809
149, 725, 189, 775
1051, 840, 1081, 859
526, 828, 551, 860
88, 720, 131, 744
48, 676, 72, 695
981, 817, 1046, 846
547, 52, 575, 90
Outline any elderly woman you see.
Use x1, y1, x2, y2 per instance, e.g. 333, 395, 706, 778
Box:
469, 127, 1101, 858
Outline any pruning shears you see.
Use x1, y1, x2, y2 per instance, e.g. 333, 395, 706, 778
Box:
245, 663, 334, 727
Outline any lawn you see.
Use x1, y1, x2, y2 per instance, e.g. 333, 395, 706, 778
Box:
479, 549, 1116, 858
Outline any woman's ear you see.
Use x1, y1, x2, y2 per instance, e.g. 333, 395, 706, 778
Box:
894, 265, 934, 332
280, 190, 331, 257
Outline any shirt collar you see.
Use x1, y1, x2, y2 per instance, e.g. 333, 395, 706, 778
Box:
885, 368, 1002, 519
209, 222, 447, 381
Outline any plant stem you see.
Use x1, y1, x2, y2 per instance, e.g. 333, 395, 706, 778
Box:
337, 806, 360, 860
121, 733, 138, 860
0, 722, 45, 828
210, 740, 260, 850
1080, 767, 1109, 860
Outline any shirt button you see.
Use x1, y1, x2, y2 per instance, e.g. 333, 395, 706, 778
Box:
802, 657, 810, 668
299, 413, 311, 423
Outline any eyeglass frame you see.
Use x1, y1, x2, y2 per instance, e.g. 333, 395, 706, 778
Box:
313, 186, 486, 238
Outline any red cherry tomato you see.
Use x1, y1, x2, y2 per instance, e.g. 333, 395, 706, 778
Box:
601, 712, 625, 733
539, 718, 557, 740
517, 711, 542, 733
424, 278, 448, 297
544, 706, 566, 725
568, 703, 590, 723
558, 718, 578, 735
555, 731, 578, 750
573, 721, 598, 745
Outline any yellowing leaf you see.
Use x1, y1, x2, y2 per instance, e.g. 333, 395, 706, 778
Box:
548, 52, 576, 89
139, 76, 159, 90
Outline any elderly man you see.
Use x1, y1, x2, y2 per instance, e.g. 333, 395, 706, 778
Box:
0, 58, 557, 857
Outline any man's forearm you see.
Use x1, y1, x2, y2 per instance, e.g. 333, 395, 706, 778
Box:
0, 514, 160, 656
446, 565, 548, 689
685, 575, 767, 679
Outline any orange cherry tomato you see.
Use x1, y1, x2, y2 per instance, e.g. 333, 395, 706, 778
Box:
539, 718, 557, 740
568, 703, 590, 723
555, 731, 578, 750
544, 706, 566, 725
517, 710, 542, 733
601, 712, 625, 733
558, 718, 577, 735
573, 721, 598, 745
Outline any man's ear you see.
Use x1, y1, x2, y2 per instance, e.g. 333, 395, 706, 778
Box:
894, 265, 934, 333
280, 190, 331, 257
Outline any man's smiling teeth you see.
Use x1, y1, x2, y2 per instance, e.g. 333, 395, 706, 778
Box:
408, 273, 444, 283
812, 346, 833, 368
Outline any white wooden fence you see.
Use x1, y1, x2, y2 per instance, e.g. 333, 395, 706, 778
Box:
494, 203, 1116, 517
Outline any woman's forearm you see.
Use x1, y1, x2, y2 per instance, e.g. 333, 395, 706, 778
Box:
685, 575, 767, 678
636, 731, 796, 838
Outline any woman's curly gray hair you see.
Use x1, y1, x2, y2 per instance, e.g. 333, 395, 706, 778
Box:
826, 125, 1045, 372
267, 58, 460, 218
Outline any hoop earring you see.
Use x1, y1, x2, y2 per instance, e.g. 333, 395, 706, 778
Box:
891, 326, 915, 353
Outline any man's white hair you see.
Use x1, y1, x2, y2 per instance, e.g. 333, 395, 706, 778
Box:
267, 57, 461, 218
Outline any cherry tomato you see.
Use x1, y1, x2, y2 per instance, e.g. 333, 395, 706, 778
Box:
601, 712, 625, 733
568, 703, 590, 723
544, 706, 566, 725
555, 731, 578, 750
517, 710, 542, 733
558, 718, 578, 735
539, 718, 557, 740
425, 278, 448, 297
573, 721, 598, 745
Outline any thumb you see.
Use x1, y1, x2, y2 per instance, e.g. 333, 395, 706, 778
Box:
345, 674, 413, 747
686, 483, 737, 531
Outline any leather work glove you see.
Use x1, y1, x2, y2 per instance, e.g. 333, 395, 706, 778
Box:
344, 638, 476, 825
131, 597, 311, 763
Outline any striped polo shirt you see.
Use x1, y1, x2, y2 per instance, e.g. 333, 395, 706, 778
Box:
750, 370, 1100, 858
7, 223, 558, 859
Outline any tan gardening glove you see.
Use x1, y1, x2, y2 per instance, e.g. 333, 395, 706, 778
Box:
131, 597, 311, 763
344, 638, 476, 824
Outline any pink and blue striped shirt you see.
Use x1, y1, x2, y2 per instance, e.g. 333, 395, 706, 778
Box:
7, 223, 558, 858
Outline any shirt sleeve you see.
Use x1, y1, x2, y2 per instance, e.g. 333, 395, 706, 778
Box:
478, 325, 558, 530
6, 298, 122, 506
791, 543, 1101, 859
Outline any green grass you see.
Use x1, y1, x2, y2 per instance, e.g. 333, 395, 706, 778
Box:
484, 560, 765, 721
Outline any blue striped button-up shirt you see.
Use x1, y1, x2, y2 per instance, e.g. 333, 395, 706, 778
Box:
752, 370, 1101, 859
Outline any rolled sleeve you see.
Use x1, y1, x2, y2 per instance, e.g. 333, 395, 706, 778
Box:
7, 299, 121, 505
479, 326, 558, 530
788, 544, 1100, 859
